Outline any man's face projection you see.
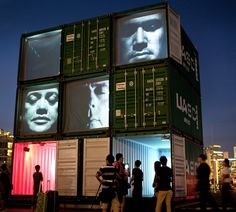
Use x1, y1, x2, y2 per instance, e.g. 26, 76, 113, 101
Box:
24, 87, 58, 132
118, 11, 167, 65
86, 80, 109, 129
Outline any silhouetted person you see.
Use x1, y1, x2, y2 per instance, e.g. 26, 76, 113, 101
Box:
96, 154, 120, 212
0, 164, 11, 210
221, 158, 236, 211
130, 160, 143, 210
156, 156, 172, 212
114, 153, 130, 212
196, 154, 219, 211
33, 165, 43, 207
153, 161, 161, 211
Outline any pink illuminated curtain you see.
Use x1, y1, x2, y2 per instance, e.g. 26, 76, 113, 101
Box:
12, 142, 56, 195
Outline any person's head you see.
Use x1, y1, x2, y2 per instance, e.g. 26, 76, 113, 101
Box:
35, 165, 40, 172
106, 154, 115, 165
1, 164, 7, 171
135, 160, 141, 168
116, 153, 124, 163
198, 154, 207, 163
117, 10, 167, 65
24, 87, 58, 133
160, 156, 167, 166
86, 80, 109, 129
223, 158, 230, 167
154, 161, 161, 172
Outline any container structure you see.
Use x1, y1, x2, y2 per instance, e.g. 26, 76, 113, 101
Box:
13, 2, 203, 204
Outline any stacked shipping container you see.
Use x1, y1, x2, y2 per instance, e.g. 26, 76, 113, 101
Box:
13, 2, 202, 201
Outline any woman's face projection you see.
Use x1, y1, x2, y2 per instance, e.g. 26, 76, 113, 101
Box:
24, 87, 58, 133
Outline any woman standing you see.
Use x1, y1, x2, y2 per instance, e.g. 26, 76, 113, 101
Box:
221, 158, 236, 211
153, 161, 161, 211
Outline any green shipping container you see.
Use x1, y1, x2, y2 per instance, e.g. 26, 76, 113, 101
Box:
170, 67, 202, 141
63, 22, 85, 76
63, 16, 110, 77
113, 62, 169, 132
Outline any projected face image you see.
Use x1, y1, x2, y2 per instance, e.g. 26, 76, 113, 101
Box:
117, 11, 167, 65
86, 80, 109, 128
24, 87, 58, 133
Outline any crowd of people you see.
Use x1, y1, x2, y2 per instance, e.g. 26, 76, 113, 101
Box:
96, 153, 236, 212
96, 153, 172, 212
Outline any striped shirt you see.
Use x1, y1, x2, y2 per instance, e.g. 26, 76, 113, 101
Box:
97, 165, 117, 189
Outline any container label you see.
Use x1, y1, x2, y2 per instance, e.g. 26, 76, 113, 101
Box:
116, 82, 126, 91
66, 34, 75, 42
116, 110, 122, 117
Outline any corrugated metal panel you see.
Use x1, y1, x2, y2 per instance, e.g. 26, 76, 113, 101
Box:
63, 22, 85, 76
113, 69, 140, 130
180, 27, 200, 91
172, 134, 186, 197
63, 16, 110, 77
170, 67, 202, 141
113, 62, 169, 132
56, 140, 78, 196
185, 139, 202, 196
85, 16, 110, 72
83, 137, 110, 196
140, 65, 169, 128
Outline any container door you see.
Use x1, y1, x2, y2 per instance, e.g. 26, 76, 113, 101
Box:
56, 140, 78, 196
83, 138, 110, 196
113, 70, 140, 130
172, 134, 186, 197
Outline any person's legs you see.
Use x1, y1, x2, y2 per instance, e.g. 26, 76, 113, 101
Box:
156, 191, 167, 212
155, 192, 159, 212
120, 195, 126, 212
165, 190, 173, 212
111, 193, 120, 212
100, 202, 108, 212
199, 191, 207, 212
206, 190, 219, 210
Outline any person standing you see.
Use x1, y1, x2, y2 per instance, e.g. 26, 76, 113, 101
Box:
153, 161, 161, 211
114, 153, 130, 212
33, 165, 43, 207
221, 158, 236, 211
155, 156, 172, 212
96, 154, 120, 212
130, 160, 143, 199
0, 164, 11, 209
196, 154, 219, 211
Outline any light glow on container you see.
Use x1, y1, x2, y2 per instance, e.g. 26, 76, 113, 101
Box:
12, 142, 56, 195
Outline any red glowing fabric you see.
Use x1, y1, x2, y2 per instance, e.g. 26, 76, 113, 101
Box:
12, 142, 56, 195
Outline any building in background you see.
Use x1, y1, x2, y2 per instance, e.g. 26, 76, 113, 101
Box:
234, 146, 236, 158
205, 145, 236, 191
0, 129, 13, 169
223, 151, 229, 159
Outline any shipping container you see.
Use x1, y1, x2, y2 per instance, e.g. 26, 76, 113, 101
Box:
18, 28, 62, 82
83, 137, 110, 196
169, 66, 202, 141
113, 61, 169, 133
113, 61, 202, 141
63, 16, 111, 77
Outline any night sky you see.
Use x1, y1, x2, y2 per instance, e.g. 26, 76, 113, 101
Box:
1, 0, 235, 155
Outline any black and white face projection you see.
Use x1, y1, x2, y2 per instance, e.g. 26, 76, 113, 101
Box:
116, 9, 167, 65
64, 78, 109, 131
22, 84, 59, 134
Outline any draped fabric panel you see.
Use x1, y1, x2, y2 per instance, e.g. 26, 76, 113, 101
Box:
113, 138, 157, 196
113, 137, 171, 197
12, 142, 56, 195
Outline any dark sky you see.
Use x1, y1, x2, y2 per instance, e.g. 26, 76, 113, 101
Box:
0, 0, 235, 155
